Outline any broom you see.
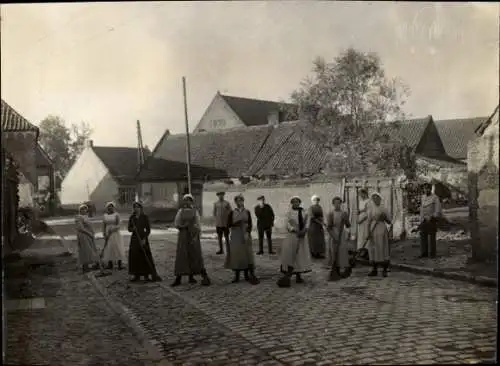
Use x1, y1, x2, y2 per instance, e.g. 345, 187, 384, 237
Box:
83, 233, 113, 278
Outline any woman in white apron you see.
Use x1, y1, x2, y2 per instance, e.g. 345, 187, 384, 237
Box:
277, 196, 312, 287
367, 192, 392, 277
102, 202, 125, 270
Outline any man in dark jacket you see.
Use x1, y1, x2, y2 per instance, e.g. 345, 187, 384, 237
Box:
254, 195, 276, 255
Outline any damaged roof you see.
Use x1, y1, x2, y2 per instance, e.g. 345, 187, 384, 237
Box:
435, 116, 488, 160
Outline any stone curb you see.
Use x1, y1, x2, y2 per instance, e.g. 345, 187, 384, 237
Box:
357, 259, 497, 288
86, 273, 172, 366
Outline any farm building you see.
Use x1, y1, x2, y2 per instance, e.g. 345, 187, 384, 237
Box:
467, 105, 499, 261
1, 99, 40, 254
145, 115, 457, 236
193, 91, 297, 133
60, 140, 147, 211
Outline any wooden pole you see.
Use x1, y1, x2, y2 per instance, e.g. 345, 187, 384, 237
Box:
183, 76, 192, 195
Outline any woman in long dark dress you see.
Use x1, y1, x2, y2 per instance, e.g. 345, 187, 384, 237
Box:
171, 194, 211, 287
128, 202, 162, 282
225, 194, 260, 285
308, 195, 326, 259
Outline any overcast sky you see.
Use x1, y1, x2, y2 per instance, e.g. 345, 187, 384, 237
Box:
1, 2, 498, 148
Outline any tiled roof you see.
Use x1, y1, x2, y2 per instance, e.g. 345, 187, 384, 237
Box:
137, 156, 228, 182
435, 116, 488, 160
246, 121, 328, 177
221, 94, 298, 126
92, 146, 150, 185
1, 99, 39, 133
154, 125, 273, 177
374, 116, 432, 150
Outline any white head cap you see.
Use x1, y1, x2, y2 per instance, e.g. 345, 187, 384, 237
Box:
311, 195, 320, 203
183, 194, 194, 201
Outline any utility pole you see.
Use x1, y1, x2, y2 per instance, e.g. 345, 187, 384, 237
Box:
136, 120, 145, 202
183, 76, 192, 195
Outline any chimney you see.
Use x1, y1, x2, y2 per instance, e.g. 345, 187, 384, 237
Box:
267, 110, 279, 126
86, 139, 93, 148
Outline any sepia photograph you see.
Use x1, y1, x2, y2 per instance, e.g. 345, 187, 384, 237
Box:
1, 1, 498, 365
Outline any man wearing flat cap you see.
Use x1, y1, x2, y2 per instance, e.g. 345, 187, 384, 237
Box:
254, 195, 276, 255
213, 191, 232, 255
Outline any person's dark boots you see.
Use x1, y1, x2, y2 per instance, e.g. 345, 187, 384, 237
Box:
216, 239, 224, 254
152, 274, 162, 282
232, 270, 241, 283
329, 267, 342, 281
118, 260, 123, 270
343, 266, 353, 278
368, 263, 378, 277
277, 266, 293, 287
107, 261, 113, 270
82, 265, 89, 274
189, 275, 197, 284
130, 275, 140, 282
171, 276, 182, 287
382, 261, 389, 277
200, 270, 211, 286
243, 270, 250, 281
248, 269, 260, 285
296, 274, 304, 284
257, 250, 264, 255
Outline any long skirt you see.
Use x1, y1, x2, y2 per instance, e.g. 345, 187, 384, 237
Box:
368, 222, 390, 263
308, 221, 326, 255
77, 232, 99, 266
326, 230, 351, 269
225, 227, 254, 270
102, 230, 125, 262
128, 237, 156, 276
280, 233, 312, 274
174, 228, 206, 276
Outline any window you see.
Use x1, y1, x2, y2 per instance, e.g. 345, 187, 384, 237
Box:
211, 119, 226, 128
118, 187, 136, 205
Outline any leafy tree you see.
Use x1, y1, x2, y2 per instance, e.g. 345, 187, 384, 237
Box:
282, 48, 414, 177
38, 116, 93, 177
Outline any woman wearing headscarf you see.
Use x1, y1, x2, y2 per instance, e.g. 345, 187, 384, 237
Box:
75, 204, 99, 273
102, 202, 125, 270
277, 196, 312, 287
225, 194, 259, 285
326, 196, 352, 281
128, 201, 162, 282
356, 189, 371, 255
367, 192, 392, 277
171, 194, 211, 287
307, 195, 326, 259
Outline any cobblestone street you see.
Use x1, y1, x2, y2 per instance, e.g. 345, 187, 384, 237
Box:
4, 244, 154, 366
93, 233, 497, 365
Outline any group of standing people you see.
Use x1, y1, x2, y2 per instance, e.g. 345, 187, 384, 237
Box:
75, 201, 162, 282
75, 187, 395, 287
